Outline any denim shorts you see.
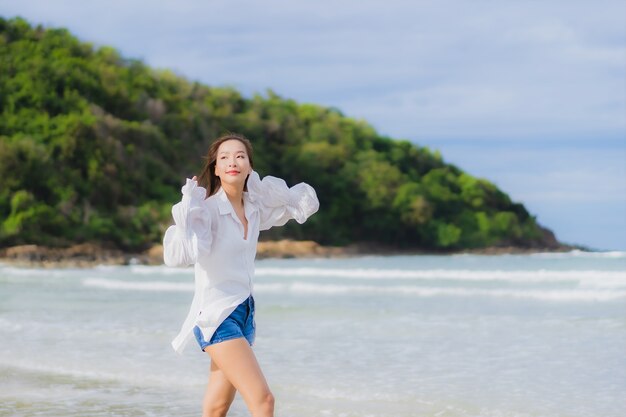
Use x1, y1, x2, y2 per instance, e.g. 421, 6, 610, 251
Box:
193, 296, 255, 351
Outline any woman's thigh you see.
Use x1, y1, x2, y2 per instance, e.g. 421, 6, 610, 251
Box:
205, 338, 271, 406
203, 360, 237, 415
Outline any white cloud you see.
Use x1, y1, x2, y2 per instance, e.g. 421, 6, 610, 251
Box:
4, 2, 623, 141
436, 145, 626, 201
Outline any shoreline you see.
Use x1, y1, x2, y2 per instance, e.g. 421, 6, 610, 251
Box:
0, 240, 584, 269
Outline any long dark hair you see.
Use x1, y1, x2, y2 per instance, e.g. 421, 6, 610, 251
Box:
197, 133, 255, 197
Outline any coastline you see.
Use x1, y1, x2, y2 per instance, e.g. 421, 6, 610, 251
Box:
0, 240, 582, 269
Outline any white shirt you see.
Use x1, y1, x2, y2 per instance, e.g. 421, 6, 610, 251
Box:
163, 171, 319, 354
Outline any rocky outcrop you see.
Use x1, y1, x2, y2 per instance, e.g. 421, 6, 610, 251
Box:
256, 240, 347, 259
0, 243, 129, 268
0, 240, 348, 268
0, 238, 581, 269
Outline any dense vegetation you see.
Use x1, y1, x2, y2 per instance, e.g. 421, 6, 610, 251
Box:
0, 17, 557, 251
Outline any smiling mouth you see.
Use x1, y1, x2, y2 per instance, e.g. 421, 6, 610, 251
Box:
226, 171, 240, 174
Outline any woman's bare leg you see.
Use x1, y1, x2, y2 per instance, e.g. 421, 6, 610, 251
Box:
205, 338, 274, 417
202, 359, 237, 417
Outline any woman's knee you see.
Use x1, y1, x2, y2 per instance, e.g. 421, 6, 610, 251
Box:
256, 391, 275, 413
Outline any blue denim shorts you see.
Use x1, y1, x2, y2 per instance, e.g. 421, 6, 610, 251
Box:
193, 296, 255, 351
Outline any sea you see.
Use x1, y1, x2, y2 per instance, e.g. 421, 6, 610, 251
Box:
1, 251, 625, 417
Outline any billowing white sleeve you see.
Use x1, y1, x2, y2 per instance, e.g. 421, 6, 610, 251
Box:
163, 178, 212, 267
246, 171, 319, 231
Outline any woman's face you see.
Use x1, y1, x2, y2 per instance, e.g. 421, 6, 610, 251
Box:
214, 139, 252, 188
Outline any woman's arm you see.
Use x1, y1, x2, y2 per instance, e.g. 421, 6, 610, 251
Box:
163, 178, 211, 267
246, 171, 319, 231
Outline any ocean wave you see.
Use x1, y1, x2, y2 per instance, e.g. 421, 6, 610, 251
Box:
254, 282, 626, 302
128, 265, 193, 275
0, 317, 23, 332
530, 250, 626, 259
0, 263, 192, 278
81, 278, 626, 302
83, 278, 193, 292
0, 358, 201, 388
255, 267, 626, 286
0, 265, 75, 277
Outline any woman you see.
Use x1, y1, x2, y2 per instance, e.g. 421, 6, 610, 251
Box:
163, 133, 319, 417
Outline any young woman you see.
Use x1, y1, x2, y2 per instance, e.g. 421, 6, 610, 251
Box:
163, 133, 319, 417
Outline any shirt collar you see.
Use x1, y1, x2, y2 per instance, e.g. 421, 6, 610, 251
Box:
216, 187, 258, 218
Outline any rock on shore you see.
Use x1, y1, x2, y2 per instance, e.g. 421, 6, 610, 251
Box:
0, 240, 347, 268
0, 239, 578, 269
0, 243, 132, 268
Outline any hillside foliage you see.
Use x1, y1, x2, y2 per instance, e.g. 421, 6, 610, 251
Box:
0, 17, 551, 251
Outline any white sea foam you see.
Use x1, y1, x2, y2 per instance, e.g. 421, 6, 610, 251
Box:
530, 250, 626, 259
0, 358, 201, 388
0, 317, 23, 332
129, 264, 193, 275
255, 267, 626, 286
83, 277, 193, 292
81, 277, 626, 302
0, 265, 73, 277
254, 282, 626, 302
0, 263, 192, 278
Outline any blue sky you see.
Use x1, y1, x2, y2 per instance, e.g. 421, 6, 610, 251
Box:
2, 0, 625, 250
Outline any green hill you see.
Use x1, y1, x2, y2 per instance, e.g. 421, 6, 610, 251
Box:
0, 17, 562, 252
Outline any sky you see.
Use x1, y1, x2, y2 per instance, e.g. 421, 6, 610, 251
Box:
2, 0, 625, 250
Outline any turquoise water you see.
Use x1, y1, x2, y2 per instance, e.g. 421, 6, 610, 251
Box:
1, 251, 625, 417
